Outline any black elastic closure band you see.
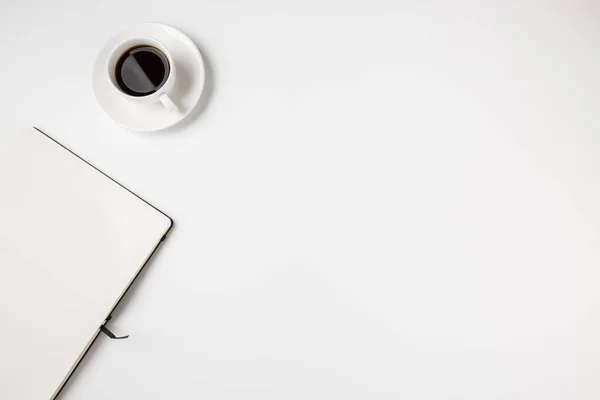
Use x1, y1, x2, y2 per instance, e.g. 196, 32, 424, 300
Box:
100, 316, 129, 339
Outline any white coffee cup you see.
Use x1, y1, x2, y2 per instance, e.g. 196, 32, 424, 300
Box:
107, 37, 178, 112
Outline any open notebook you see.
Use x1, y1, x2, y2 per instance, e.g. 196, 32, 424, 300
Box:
0, 128, 173, 400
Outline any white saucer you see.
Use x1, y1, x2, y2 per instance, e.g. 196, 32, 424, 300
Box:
92, 23, 205, 131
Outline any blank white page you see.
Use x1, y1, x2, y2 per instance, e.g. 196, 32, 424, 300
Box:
0, 128, 172, 399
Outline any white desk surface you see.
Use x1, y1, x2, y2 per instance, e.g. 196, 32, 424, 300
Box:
1, 1, 600, 399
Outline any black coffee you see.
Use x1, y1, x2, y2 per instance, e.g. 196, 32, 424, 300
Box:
115, 45, 170, 97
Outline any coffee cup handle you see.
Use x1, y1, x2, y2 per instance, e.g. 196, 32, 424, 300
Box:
159, 94, 179, 112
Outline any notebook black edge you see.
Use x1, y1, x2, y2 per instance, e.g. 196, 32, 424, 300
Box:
30, 127, 174, 399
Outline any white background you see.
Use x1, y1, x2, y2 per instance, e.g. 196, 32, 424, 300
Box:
1, 1, 600, 399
